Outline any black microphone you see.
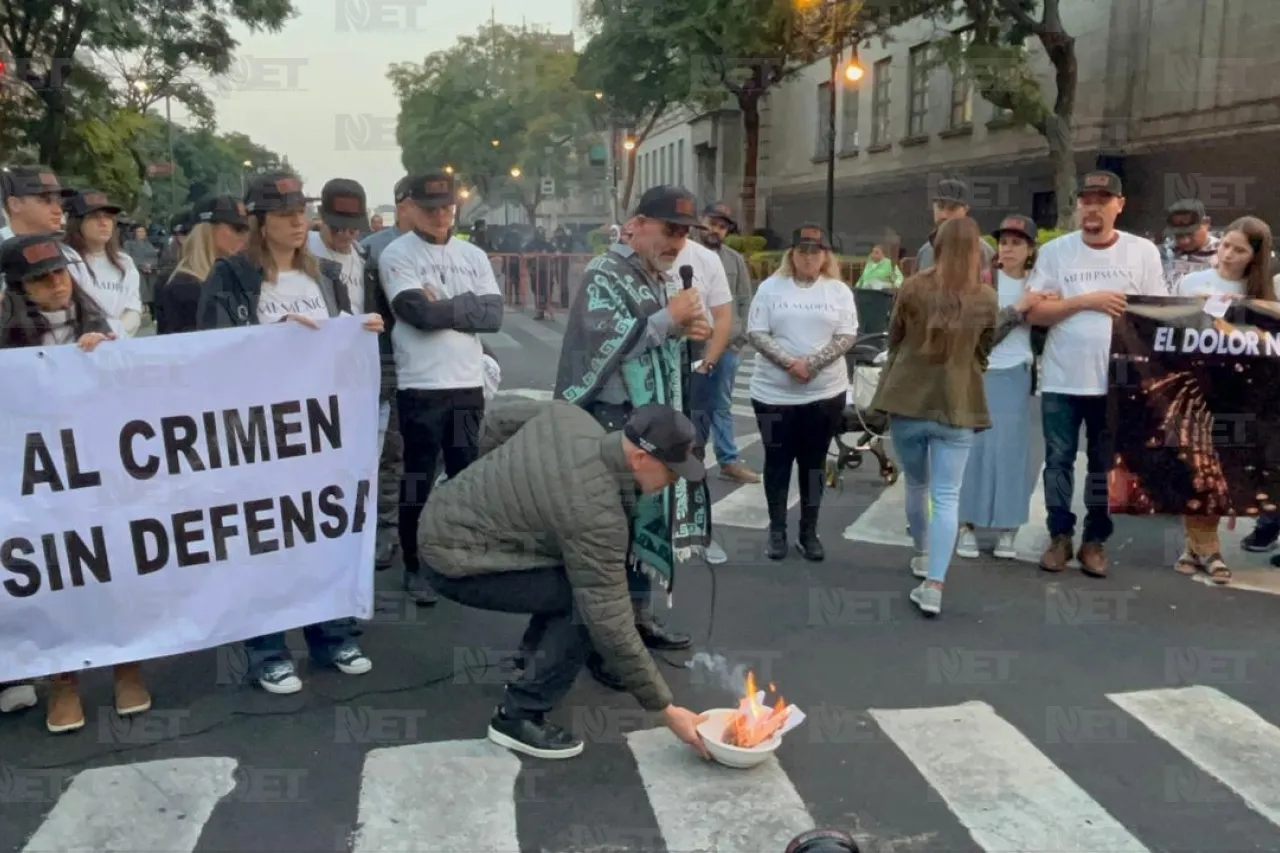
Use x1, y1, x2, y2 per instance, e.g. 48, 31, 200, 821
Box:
678, 264, 694, 290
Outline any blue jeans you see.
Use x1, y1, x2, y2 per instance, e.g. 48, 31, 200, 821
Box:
690, 349, 743, 465
244, 620, 356, 677
1041, 392, 1113, 542
889, 417, 975, 583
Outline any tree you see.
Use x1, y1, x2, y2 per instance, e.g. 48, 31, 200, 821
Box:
0, 0, 295, 170
389, 24, 601, 224
642, 0, 883, 230
898, 0, 1078, 227
577, 0, 691, 212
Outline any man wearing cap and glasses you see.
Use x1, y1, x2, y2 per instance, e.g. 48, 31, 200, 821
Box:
554, 185, 714, 689
419, 399, 711, 760
916, 178, 995, 277
377, 171, 504, 607
1159, 199, 1219, 294
1023, 170, 1167, 578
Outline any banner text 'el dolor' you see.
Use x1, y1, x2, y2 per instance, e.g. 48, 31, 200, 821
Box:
0, 317, 379, 683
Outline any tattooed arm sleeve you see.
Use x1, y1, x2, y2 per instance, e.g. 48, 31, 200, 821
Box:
804, 333, 857, 371
747, 331, 795, 369
990, 305, 1024, 347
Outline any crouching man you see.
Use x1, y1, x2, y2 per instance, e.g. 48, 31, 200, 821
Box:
420, 399, 710, 761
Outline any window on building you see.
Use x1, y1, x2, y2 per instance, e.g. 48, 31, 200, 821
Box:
667, 144, 674, 186
840, 75, 859, 152
678, 139, 684, 186
871, 58, 892, 146
949, 29, 974, 128
907, 44, 930, 137
815, 80, 833, 159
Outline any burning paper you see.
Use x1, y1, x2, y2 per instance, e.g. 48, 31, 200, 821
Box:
721, 671, 806, 748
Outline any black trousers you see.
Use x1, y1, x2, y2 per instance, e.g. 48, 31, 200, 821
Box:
397, 387, 485, 576
425, 565, 588, 719
752, 393, 845, 533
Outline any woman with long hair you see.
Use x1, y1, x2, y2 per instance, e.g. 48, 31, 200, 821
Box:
955, 215, 1050, 560
1175, 215, 1276, 583
155, 196, 249, 334
871, 217, 1049, 616
747, 224, 858, 562
198, 172, 384, 695
63, 190, 142, 336
0, 233, 136, 734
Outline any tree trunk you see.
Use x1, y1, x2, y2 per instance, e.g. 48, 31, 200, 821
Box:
738, 95, 761, 233
1043, 113, 1076, 229
35, 88, 68, 169
620, 144, 637, 213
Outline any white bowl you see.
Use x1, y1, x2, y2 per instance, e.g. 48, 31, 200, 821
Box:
696, 708, 784, 769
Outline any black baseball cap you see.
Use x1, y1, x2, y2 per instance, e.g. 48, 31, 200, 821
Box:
194, 195, 249, 229
1078, 170, 1123, 197
1166, 199, 1207, 235
65, 189, 123, 218
399, 173, 455, 209
170, 209, 196, 235
623, 404, 706, 482
0, 165, 74, 201
321, 178, 368, 230
245, 172, 314, 213
992, 214, 1038, 243
792, 223, 831, 250
931, 178, 969, 207
703, 201, 738, 231
633, 186, 703, 228
0, 233, 71, 285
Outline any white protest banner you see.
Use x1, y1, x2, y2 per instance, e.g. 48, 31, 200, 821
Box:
0, 316, 379, 683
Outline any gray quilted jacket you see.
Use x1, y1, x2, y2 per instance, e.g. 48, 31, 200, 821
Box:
420, 398, 673, 712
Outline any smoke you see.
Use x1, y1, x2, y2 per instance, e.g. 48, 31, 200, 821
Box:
685, 652, 749, 697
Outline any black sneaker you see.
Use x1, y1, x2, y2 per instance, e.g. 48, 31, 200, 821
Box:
635, 615, 691, 651
403, 571, 438, 606
1243, 520, 1280, 552
586, 653, 626, 692
765, 531, 787, 560
796, 530, 825, 562
487, 706, 583, 759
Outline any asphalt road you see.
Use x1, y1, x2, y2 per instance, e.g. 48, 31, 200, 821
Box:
4, 307, 1280, 853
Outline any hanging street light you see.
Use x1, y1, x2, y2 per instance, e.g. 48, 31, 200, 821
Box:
509, 166, 522, 178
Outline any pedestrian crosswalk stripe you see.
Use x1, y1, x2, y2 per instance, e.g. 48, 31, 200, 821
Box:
626, 727, 815, 853
1109, 686, 1280, 830
351, 739, 522, 853
712, 472, 799, 528
19, 757, 237, 853
869, 701, 1151, 852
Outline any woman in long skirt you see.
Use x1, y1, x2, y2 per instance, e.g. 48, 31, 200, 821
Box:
956, 215, 1041, 560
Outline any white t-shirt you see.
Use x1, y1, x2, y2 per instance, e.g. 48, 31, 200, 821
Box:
747, 274, 858, 405
1176, 268, 1244, 298
83, 251, 142, 324
257, 271, 331, 325
1028, 231, 1166, 396
987, 270, 1034, 371
308, 231, 365, 314
379, 232, 502, 391
672, 239, 732, 326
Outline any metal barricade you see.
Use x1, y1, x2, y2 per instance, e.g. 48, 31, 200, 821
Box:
486, 252, 597, 316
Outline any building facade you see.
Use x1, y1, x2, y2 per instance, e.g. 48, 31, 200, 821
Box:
634, 0, 1280, 252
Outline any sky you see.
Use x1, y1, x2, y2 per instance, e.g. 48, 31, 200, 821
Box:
206, 0, 578, 210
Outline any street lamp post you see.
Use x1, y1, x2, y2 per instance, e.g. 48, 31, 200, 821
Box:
825, 47, 838, 239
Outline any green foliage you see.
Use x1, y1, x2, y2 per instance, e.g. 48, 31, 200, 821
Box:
725, 234, 766, 255
390, 25, 601, 217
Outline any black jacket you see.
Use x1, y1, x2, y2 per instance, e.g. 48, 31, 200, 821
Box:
359, 243, 403, 402
197, 253, 351, 330
155, 270, 204, 335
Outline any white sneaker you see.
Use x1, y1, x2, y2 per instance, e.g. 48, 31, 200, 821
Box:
909, 552, 928, 579
332, 644, 373, 675
704, 540, 728, 565
257, 661, 303, 695
956, 529, 979, 559
0, 683, 37, 713
993, 530, 1018, 559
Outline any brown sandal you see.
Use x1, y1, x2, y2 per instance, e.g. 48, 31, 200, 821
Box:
1200, 553, 1231, 585
1174, 550, 1201, 576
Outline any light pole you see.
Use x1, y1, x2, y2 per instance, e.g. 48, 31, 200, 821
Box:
803, 0, 862, 242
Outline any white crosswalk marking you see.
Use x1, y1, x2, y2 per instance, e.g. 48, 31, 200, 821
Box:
1110, 686, 1280, 829
19, 757, 237, 853
351, 739, 522, 853
626, 727, 815, 853
712, 475, 799, 528
869, 701, 1151, 853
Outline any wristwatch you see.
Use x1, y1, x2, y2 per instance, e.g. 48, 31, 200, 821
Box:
701, 360, 716, 373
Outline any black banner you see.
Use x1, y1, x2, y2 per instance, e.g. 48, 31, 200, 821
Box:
1108, 295, 1280, 516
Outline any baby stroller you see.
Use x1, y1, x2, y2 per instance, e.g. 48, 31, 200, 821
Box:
827, 288, 898, 487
